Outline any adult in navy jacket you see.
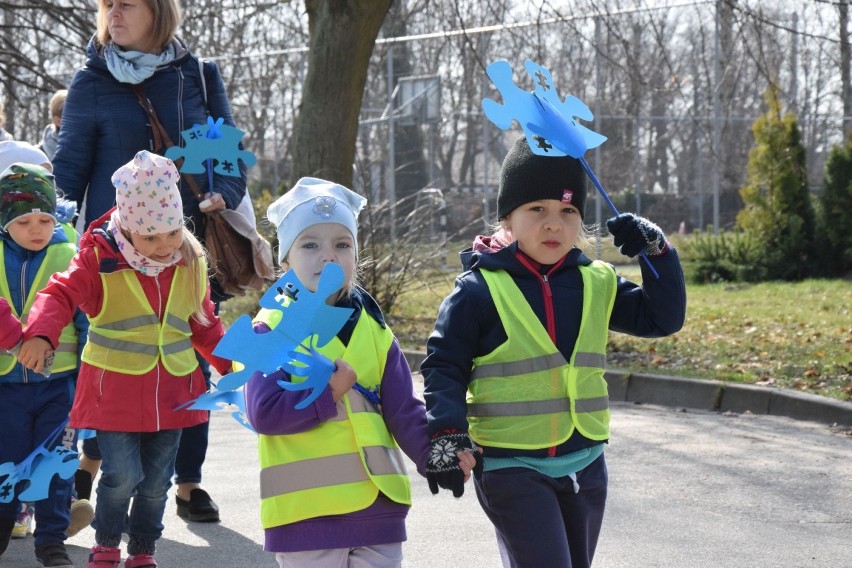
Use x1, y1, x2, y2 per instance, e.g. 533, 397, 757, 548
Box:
51, 0, 244, 525
52, 6, 246, 294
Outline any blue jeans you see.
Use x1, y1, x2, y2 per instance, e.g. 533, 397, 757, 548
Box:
88, 350, 213, 487
93, 430, 181, 549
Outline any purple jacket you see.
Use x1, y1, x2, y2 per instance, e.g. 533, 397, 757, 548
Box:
245, 287, 430, 552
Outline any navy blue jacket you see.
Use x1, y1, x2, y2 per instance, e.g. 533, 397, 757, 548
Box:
421, 238, 687, 458
53, 36, 246, 234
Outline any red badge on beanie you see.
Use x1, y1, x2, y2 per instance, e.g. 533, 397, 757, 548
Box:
561, 189, 574, 205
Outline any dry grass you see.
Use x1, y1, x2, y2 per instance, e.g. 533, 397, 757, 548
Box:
220, 238, 852, 402
384, 259, 852, 402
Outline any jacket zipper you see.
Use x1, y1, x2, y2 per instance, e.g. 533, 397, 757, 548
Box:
155, 275, 163, 431
19, 255, 30, 383
514, 252, 564, 457
513, 252, 560, 342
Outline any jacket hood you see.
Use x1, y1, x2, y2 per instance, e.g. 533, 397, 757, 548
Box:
85, 35, 192, 73
78, 206, 133, 271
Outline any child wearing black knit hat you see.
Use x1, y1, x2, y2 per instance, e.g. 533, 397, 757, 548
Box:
421, 136, 687, 568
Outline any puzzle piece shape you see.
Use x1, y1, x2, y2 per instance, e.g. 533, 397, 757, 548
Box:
277, 346, 338, 409
482, 59, 606, 157
165, 118, 256, 176
206, 263, 353, 414
177, 388, 254, 431
17, 446, 79, 501
0, 420, 78, 503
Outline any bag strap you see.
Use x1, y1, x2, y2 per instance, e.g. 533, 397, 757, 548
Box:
131, 84, 206, 203
198, 57, 208, 106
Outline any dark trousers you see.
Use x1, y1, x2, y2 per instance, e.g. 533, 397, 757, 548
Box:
0, 379, 75, 547
173, 350, 211, 485
474, 453, 608, 568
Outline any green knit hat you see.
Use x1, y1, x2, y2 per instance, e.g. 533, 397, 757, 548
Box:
0, 163, 58, 230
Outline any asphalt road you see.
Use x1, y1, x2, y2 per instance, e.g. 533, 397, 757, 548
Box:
3, 376, 850, 568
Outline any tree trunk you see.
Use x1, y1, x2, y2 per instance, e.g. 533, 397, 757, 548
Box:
292, 0, 394, 188
840, 1, 851, 136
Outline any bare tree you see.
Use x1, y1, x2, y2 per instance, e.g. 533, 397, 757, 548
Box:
841, 0, 851, 136
291, 0, 394, 187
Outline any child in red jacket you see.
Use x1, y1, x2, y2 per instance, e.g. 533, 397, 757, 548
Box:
18, 151, 231, 568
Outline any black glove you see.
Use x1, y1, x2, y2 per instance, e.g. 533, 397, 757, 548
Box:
606, 213, 667, 258
426, 429, 480, 498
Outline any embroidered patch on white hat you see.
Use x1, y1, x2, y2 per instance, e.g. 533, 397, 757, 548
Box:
267, 177, 367, 262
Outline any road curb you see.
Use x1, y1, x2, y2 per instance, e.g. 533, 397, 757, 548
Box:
403, 350, 852, 427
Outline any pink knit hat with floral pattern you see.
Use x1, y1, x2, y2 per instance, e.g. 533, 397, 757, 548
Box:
112, 150, 183, 235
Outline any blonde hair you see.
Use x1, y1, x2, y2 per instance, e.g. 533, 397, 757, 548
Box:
180, 229, 211, 326
96, 0, 182, 50
49, 90, 67, 118
120, 224, 211, 326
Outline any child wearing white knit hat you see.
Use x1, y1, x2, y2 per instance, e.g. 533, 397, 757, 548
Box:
16, 150, 232, 568
246, 177, 478, 567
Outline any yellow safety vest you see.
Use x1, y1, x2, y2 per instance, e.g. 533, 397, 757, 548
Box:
0, 240, 79, 374
80, 256, 205, 376
467, 261, 617, 448
60, 222, 79, 245
256, 311, 411, 529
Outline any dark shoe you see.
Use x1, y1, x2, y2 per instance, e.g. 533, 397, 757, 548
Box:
35, 541, 73, 568
0, 517, 13, 557
175, 488, 219, 522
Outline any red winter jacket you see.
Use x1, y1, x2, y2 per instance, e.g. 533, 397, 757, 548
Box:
24, 210, 231, 432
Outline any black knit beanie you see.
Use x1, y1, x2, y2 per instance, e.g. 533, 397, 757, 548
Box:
497, 137, 587, 220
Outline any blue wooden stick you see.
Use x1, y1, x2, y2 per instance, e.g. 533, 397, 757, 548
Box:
577, 157, 660, 279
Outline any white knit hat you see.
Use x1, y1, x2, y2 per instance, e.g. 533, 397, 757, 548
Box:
112, 151, 183, 235
267, 177, 367, 262
0, 140, 51, 172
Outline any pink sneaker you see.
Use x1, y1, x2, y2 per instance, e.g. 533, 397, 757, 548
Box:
87, 545, 121, 567
124, 553, 157, 568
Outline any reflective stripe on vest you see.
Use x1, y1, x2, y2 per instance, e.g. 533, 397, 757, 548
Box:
80, 256, 205, 375
257, 311, 411, 529
468, 262, 617, 448
0, 240, 79, 374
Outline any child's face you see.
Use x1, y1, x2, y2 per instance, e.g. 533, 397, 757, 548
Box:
282, 222, 356, 301
6, 214, 56, 252
129, 228, 184, 262
505, 199, 582, 265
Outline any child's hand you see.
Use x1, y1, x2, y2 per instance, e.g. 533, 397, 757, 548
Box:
427, 430, 480, 498
457, 447, 484, 482
199, 192, 226, 212
17, 337, 54, 374
607, 213, 668, 257
328, 359, 357, 402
